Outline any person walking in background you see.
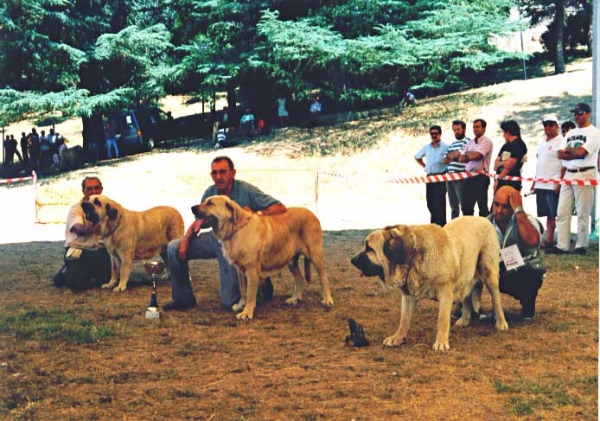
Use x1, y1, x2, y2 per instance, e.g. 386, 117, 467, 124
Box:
459, 118, 493, 217
494, 120, 528, 192
276, 94, 289, 127
27, 128, 40, 172
414, 125, 449, 226
443, 120, 470, 219
104, 120, 119, 159
531, 115, 564, 249
307, 95, 322, 128
547, 103, 600, 255
20, 132, 29, 168
9, 135, 22, 165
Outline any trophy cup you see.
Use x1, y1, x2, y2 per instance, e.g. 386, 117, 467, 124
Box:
143, 261, 165, 319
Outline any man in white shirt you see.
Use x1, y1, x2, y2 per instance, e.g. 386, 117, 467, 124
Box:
530, 115, 564, 248
547, 103, 600, 255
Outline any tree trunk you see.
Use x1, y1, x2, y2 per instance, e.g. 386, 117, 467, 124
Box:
555, 0, 566, 74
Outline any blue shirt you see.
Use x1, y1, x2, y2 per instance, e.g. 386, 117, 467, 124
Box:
414, 142, 449, 174
202, 179, 281, 211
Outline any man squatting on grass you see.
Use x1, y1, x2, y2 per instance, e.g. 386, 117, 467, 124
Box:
164, 156, 287, 311
53, 177, 111, 291
488, 186, 546, 320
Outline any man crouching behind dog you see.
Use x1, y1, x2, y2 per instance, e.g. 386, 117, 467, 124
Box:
164, 156, 287, 311
53, 177, 111, 290
487, 186, 546, 319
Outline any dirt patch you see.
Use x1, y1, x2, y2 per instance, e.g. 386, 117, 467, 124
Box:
0, 236, 597, 420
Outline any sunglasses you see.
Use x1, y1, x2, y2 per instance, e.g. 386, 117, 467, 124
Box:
210, 169, 229, 176
573, 111, 587, 116
430, 132, 440, 136
543, 121, 557, 127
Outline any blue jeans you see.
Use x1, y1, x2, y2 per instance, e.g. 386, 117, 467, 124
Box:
166, 231, 241, 308
106, 138, 119, 159
447, 178, 467, 219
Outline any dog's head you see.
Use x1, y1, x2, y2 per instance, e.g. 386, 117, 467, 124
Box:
350, 225, 416, 285
190, 195, 250, 237
81, 195, 121, 235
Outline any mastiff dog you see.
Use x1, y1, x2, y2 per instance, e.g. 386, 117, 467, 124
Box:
82, 195, 184, 292
351, 216, 508, 351
191, 195, 334, 320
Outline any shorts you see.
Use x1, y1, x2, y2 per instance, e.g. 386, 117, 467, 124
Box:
535, 189, 559, 218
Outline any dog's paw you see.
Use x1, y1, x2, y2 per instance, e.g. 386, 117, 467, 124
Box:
495, 319, 509, 331
321, 296, 334, 307
285, 296, 302, 306
236, 309, 254, 320
112, 285, 127, 292
382, 336, 406, 347
432, 340, 450, 351
455, 318, 471, 328
232, 302, 245, 312
101, 281, 116, 289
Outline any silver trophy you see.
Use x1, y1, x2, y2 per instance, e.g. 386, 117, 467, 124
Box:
144, 261, 165, 319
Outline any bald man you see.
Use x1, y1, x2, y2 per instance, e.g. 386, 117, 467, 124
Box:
487, 186, 546, 320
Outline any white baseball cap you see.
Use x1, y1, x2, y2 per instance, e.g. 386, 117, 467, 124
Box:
542, 115, 559, 124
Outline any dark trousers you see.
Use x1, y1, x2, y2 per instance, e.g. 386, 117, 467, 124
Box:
426, 179, 447, 226
56, 247, 112, 291
500, 265, 545, 318
462, 175, 490, 217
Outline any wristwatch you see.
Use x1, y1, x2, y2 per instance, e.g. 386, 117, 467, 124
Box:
514, 206, 524, 214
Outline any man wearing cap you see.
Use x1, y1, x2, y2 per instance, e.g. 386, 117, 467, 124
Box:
530, 115, 564, 248
547, 103, 600, 255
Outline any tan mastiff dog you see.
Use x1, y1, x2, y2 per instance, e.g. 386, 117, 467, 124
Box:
191, 195, 334, 320
81, 195, 184, 292
351, 216, 508, 351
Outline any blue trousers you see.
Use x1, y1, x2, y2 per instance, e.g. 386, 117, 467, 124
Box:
166, 231, 240, 308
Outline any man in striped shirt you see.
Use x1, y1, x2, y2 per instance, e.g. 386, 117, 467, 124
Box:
442, 120, 470, 219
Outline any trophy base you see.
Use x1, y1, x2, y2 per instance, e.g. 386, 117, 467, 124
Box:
145, 309, 160, 319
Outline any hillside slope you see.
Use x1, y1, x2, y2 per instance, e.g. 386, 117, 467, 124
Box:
0, 58, 593, 243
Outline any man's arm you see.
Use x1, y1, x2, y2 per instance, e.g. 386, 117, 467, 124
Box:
557, 146, 589, 160
178, 219, 203, 261
507, 190, 540, 248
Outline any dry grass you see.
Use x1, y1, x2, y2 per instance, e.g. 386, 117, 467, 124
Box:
0, 58, 597, 420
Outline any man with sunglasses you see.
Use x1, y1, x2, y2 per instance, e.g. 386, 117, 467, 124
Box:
53, 176, 111, 291
488, 186, 545, 320
414, 125, 449, 226
547, 103, 600, 255
165, 156, 287, 311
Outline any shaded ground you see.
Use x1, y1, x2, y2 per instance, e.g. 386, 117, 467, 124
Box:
0, 233, 597, 421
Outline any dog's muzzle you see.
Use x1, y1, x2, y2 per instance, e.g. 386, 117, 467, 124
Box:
351, 252, 385, 281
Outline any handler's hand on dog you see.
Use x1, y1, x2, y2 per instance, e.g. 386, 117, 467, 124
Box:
186, 219, 203, 236
178, 237, 189, 261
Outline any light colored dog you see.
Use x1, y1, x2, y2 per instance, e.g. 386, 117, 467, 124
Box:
81, 195, 184, 292
350, 216, 508, 351
191, 195, 334, 320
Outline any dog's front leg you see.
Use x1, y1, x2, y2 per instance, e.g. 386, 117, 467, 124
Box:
231, 270, 247, 312
383, 293, 416, 347
101, 253, 120, 289
113, 251, 133, 292
236, 268, 259, 320
433, 284, 453, 351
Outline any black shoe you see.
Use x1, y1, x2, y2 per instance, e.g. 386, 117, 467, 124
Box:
162, 298, 196, 311
573, 247, 587, 255
544, 246, 569, 255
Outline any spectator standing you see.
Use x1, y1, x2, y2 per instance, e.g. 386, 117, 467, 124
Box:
53, 176, 112, 290
530, 115, 563, 248
488, 186, 546, 320
39, 130, 52, 170
547, 103, 600, 255
239, 108, 256, 139
561, 121, 576, 137
20, 132, 29, 167
443, 120, 470, 219
9, 135, 22, 165
104, 120, 119, 159
276, 94, 290, 127
494, 120, 528, 192
28, 128, 40, 172
459, 119, 494, 216
414, 125, 449, 226
164, 156, 286, 311
307, 95, 322, 128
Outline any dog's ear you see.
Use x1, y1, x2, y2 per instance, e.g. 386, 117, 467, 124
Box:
106, 203, 118, 221
227, 199, 251, 226
384, 226, 415, 265
81, 201, 93, 214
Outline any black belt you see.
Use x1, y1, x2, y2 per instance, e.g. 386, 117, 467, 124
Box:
567, 166, 595, 173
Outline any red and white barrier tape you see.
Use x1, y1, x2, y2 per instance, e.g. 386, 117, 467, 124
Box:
318, 170, 598, 186
0, 171, 37, 185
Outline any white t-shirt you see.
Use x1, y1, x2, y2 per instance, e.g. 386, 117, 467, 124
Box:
534, 135, 563, 190
559, 125, 600, 171
64, 201, 103, 250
